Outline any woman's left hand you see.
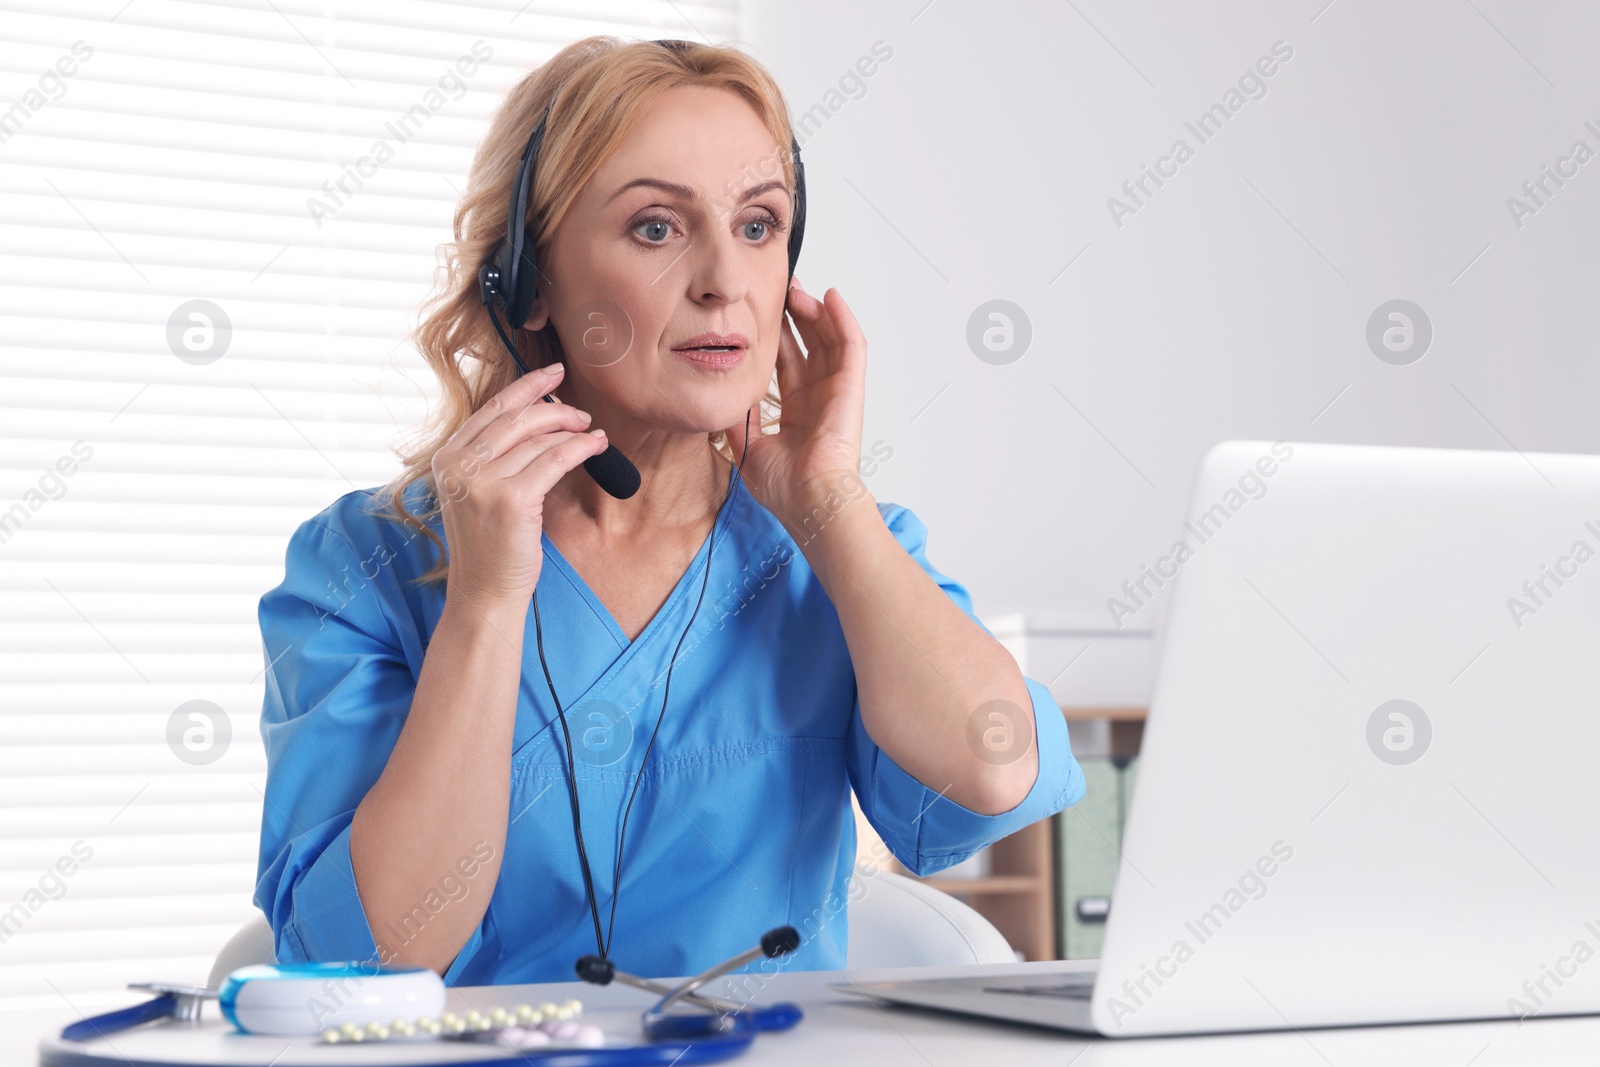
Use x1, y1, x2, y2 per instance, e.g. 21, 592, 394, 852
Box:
723, 278, 868, 527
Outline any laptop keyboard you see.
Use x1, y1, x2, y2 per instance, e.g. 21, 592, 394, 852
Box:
981, 974, 1097, 1001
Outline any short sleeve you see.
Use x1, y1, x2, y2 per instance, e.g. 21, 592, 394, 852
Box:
844, 504, 1086, 876
252, 515, 487, 982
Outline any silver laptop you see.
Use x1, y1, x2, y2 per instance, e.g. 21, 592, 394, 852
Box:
839, 440, 1600, 1037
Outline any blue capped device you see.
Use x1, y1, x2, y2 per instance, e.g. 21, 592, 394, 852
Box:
218, 961, 446, 1035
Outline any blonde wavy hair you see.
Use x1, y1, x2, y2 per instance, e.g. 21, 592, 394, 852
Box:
376, 36, 795, 585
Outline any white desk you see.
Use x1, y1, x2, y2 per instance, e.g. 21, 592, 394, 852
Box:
25, 961, 1600, 1065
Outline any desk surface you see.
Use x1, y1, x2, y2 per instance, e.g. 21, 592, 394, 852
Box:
23, 961, 1600, 1066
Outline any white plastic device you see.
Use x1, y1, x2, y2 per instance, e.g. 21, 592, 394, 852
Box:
217, 961, 446, 1036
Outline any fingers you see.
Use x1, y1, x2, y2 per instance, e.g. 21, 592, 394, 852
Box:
820, 287, 867, 376
783, 282, 841, 376
496, 428, 612, 497
445, 362, 568, 458
470, 394, 592, 468
775, 310, 806, 398
785, 278, 818, 336
432, 363, 598, 506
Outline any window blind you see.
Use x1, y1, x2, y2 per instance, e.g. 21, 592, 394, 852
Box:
0, 0, 738, 1013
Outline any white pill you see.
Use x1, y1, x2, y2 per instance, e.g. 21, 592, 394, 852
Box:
553, 1019, 580, 1039
573, 1023, 605, 1047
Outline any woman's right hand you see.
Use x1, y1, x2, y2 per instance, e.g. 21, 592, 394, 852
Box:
431, 362, 610, 610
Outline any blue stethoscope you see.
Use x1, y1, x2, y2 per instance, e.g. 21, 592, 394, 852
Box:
581, 925, 805, 1047
54, 927, 803, 1067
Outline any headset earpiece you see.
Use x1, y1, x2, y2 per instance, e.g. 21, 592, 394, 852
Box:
495, 100, 552, 331
786, 134, 806, 285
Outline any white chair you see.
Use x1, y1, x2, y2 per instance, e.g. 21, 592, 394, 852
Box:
843, 866, 1016, 968
208, 867, 1014, 986
206, 913, 275, 990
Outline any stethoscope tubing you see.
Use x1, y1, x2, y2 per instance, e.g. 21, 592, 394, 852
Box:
642, 1002, 803, 1039
42, 1030, 759, 1067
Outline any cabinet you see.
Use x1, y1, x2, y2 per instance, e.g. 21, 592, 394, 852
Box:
1056, 753, 1140, 958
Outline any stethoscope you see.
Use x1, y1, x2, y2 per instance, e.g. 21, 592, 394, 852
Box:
53, 927, 804, 1067
578, 924, 805, 1041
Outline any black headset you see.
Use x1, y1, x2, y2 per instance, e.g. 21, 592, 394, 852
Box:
474, 39, 808, 966
476, 38, 807, 501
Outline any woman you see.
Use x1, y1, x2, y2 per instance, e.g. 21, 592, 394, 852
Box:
255, 35, 1084, 986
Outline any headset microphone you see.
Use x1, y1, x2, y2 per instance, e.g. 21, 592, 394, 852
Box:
478, 259, 643, 500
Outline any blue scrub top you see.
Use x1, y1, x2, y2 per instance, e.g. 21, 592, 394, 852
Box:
254, 477, 1085, 985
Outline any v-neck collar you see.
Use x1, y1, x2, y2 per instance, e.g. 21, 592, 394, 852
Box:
537, 482, 743, 654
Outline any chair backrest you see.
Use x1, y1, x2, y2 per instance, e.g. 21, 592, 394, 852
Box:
845, 867, 1017, 968
206, 912, 276, 990
210, 869, 1016, 988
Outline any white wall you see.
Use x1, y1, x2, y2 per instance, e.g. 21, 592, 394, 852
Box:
741, 0, 1600, 667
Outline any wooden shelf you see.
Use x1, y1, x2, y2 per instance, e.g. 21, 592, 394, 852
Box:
918, 875, 1039, 895
1059, 704, 1148, 722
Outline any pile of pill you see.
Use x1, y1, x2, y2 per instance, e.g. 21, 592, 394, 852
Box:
319, 998, 604, 1048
